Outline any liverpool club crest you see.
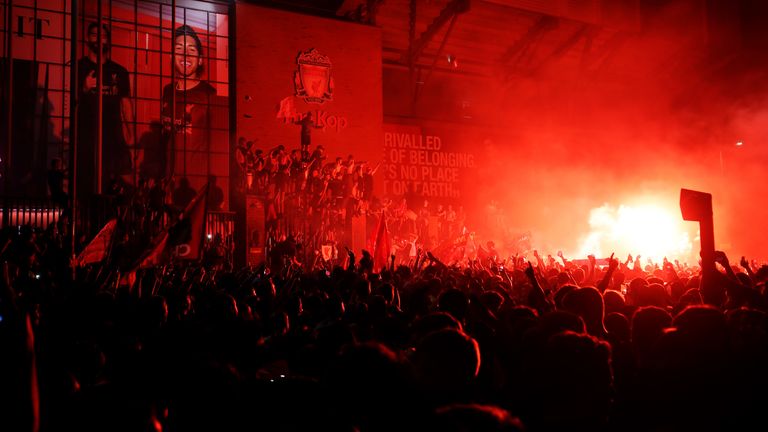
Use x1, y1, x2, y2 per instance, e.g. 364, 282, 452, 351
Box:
294, 48, 334, 104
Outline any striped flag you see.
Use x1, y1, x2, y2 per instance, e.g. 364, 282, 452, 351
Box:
76, 219, 117, 266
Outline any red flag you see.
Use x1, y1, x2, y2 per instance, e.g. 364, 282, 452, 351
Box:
76, 219, 117, 266
171, 183, 209, 261
136, 184, 208, 268
371, 211, 390, 272
138, 231, 169, 269
321, 245, 334, 261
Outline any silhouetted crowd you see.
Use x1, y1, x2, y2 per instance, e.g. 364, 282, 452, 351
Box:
235, 140, 381, 247
2, 220, 768, 431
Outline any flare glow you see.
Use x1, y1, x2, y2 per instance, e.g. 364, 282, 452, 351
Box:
577, 203, 694, 263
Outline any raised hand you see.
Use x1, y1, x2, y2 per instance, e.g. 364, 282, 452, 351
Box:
556, 250, 566, 266
740, 256, 750, 270
524, 262, 535, 279
713, 250, 730, 267
596, 253, 618, 293
608, 253, 618, 270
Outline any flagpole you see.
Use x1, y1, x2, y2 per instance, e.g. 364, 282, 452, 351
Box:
102, 219, 119, 268
200, 183, 210, 266
69, 0, 80, 280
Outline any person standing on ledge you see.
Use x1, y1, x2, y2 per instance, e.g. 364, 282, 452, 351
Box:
296, 111, 315, 162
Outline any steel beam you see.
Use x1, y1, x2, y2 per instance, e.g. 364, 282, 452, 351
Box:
403, 0, 469, 65
498, 15, 558, 65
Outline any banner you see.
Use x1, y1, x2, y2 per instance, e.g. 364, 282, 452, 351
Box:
382, 123, 477, 204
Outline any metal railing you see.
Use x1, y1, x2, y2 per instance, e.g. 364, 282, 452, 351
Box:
1, 197, 236, 251
0, 197, 63, 229
206, 211, 235, 242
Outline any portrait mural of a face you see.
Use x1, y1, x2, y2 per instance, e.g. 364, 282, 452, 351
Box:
0, 0, 231, 208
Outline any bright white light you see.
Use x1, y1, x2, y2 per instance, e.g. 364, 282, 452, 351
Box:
736, 141, 743, 146
576, 203, 693, 263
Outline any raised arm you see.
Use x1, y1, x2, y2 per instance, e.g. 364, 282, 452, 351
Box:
586, 254, 597, 285
714, 251, 739, 282
623, 254, 633, 273
740, 256, 756, 284
710, 251, 752, 307
525, 262, 551, 313
596, 254, 618, 293
426, 251, 447, 270
370, 162, 382, 175
662, 258, 679, 281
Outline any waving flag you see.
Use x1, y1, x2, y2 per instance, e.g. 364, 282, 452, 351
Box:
137, 184, 208, 268
168, 183, 209, 261
370, 211, 391, 272
138, 231, 170, 269
76, 219, 117, 266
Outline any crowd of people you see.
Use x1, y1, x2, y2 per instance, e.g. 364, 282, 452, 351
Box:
235, 139, 381, 248
41, 170, 231, 276
234, 139, 528, 265
2, 215, 767, 431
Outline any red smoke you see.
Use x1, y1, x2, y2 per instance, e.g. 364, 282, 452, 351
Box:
418, 1, 768, 260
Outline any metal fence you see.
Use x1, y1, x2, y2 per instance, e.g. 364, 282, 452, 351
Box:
1, 196, 235, 249
0, 197, 63, 229
205, 211, 236, 263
